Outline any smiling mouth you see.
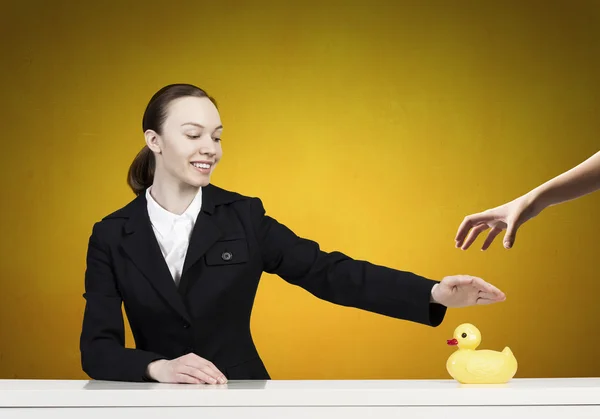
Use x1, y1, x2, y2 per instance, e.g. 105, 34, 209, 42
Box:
190, 161, 213, 174
191, 162, 211, 169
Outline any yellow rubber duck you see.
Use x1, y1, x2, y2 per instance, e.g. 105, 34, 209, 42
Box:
446, 323, 517, 384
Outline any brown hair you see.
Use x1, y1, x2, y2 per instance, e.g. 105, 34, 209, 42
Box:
127, 84, 218, 195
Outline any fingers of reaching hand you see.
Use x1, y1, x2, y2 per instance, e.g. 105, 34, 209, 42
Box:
455, 213, 494, 247
459, 223, 490, 250
455, 216, 474, 244
503, 221, 518, 249
455, 215, 477, 246
481, 226, 504, 250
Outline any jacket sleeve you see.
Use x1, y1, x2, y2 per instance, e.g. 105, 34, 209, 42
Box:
79, 222, 167, 382
250, 198, 446, 327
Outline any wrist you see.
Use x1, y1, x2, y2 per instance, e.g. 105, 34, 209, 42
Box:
430, 283, 439, 304
522, 188, 549, 216
146, 359, 167, 381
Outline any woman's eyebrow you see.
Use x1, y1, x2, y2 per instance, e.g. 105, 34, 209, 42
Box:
182, 122, 223, 130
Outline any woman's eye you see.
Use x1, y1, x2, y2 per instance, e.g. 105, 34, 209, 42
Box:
186, 134, 200, 139
214, 137, 221, 142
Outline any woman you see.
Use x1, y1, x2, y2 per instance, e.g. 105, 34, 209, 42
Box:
80, 83, 506, 384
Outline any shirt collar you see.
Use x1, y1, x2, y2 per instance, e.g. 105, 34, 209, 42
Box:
146, 186, 203, 238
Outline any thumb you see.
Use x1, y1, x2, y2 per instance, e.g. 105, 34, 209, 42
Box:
503, 221, 518, 249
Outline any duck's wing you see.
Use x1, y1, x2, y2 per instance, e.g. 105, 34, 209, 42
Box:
465, 351, 506, 377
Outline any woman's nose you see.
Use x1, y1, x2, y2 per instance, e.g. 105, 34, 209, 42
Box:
199, 136, 217, 156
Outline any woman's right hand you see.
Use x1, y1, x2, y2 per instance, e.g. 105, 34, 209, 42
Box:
146, 353, 228, 384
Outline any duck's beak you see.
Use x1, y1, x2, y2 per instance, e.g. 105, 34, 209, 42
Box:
447, 338, 458, 346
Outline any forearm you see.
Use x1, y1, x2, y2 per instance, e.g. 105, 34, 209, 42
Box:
526, 151, 600, 212
271, 247, 446, 327
348, 261, 446, 326
81, 337, 166, 382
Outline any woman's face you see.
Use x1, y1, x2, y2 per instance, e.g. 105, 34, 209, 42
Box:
146, 96, 223, 188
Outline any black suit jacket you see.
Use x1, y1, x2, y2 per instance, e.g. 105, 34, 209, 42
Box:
80, 184, 446, 382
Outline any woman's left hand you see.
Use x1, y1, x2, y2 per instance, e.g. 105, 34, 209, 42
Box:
431, 275, 506, 307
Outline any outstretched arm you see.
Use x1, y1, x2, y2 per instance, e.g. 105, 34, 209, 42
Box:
250, 198, 504, 327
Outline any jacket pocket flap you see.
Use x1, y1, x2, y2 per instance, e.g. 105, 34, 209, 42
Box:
205, 238, 249, 266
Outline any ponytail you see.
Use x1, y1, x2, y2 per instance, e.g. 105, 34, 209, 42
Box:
127, 146, 155, 196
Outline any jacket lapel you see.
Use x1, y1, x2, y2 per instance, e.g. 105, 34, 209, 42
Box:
120, 195, 191, 323
178, 185, 223, 295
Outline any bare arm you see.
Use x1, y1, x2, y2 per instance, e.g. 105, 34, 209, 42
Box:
528, 150, 600, 212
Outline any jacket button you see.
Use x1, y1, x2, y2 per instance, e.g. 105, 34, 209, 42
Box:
221, 251, 232, 261
183, 323, 190, 329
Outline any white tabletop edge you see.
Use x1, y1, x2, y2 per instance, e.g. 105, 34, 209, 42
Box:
0, 378, 599, 407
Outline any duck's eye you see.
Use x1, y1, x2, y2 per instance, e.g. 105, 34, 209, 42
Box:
461, 333, 467, 338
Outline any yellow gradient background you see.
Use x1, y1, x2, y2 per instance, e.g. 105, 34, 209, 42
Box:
1, 0, 599, 380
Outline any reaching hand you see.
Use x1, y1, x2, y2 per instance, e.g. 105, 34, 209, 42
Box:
454, 195, 541, 250
431, 275, 505, 307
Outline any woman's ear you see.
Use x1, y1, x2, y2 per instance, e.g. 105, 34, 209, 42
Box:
144, 129, 162, 154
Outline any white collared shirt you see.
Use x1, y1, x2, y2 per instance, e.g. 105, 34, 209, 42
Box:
145, 187, 202, 286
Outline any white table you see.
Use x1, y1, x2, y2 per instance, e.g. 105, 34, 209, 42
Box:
1, 378, 599, 419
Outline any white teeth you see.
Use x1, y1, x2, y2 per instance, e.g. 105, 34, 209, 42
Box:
192, 163, 211, 169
